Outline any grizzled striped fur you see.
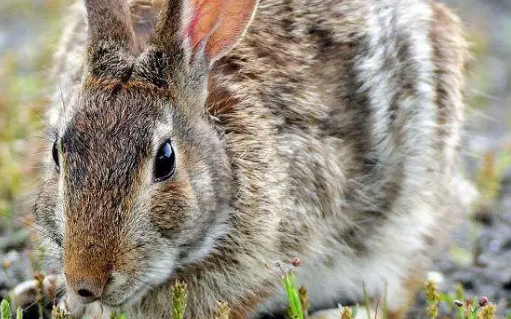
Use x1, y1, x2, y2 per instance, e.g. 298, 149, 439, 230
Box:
34, 0, 468, 318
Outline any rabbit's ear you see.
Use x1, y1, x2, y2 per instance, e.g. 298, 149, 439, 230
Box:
185, 0, 258, 63
85, 0, 136, 78
150, 0, 258, 65
130, 1, 164, 55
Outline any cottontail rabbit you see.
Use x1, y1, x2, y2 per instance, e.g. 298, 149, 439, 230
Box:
34, 0, 468, 318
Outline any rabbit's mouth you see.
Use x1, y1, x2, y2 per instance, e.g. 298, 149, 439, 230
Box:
100, 268, 176, 309
101, 285, 146, 308
99, 244, 178, 307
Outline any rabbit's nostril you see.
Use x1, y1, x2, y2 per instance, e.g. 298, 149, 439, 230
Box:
77, 288, 95, 298
68, 278, 104, 302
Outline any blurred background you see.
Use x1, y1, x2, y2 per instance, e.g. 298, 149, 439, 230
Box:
0, 0, 510, 317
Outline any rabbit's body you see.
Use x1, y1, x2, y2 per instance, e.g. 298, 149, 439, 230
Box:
37, 0, 467, 318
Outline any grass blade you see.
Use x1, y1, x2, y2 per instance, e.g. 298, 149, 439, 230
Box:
1, 300, 10, 319
283, 272, 304, 319
362, 282, 371, 319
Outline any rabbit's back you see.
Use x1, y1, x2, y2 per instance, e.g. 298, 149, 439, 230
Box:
208, 0, 467, 311
210, 0, 466, 236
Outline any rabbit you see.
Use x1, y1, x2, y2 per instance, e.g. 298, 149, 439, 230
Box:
33, 0, 468, 318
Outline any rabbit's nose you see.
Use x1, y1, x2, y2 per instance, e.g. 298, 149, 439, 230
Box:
68, 277, 105, 303
67, 276, 109, 303
63, 241, 115, 303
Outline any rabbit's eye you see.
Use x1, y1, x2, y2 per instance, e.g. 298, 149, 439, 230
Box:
52, 141, 60, 171
154, 139, 176, 182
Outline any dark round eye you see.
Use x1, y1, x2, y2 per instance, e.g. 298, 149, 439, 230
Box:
52, 141, 60, 171
154, 139, 176, 182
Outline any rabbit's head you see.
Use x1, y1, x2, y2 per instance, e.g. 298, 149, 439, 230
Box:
35, 0, 258, 307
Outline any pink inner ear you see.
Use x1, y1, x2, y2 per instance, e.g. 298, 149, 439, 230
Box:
184, 0, 257, 61
185, 0, 220, 50
184, 1, 201, 46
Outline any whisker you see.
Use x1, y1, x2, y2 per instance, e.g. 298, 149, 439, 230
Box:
17, 101, 59, 138
58, 75, 68, 125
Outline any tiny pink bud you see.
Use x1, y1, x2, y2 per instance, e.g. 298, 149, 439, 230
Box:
290, 258, 301, 267
454, 300, 464, 308
478, 297, 489, 307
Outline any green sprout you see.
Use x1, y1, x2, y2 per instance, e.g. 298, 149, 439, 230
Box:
1, 299, 10, 319
171, 281, 188, 319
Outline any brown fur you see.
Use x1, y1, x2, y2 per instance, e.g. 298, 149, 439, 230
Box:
34, 0, 469, 318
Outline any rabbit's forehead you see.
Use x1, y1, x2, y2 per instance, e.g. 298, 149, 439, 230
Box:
64, 98, 158, 146
65, 89, 169, 140
60, 92, 168, 186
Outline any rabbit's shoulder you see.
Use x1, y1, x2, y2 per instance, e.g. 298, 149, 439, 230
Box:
207, 0, 467, 244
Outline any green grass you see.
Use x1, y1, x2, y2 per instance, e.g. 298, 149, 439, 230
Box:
1, 300, 10, 319
171, 281, 187, 319
283, 271, 304, 319
0, 299, 23, 319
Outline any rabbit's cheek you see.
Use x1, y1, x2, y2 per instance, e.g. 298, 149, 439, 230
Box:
34, 177, 65, 270
149, 178, 197, 239
147, 168, 226, 264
